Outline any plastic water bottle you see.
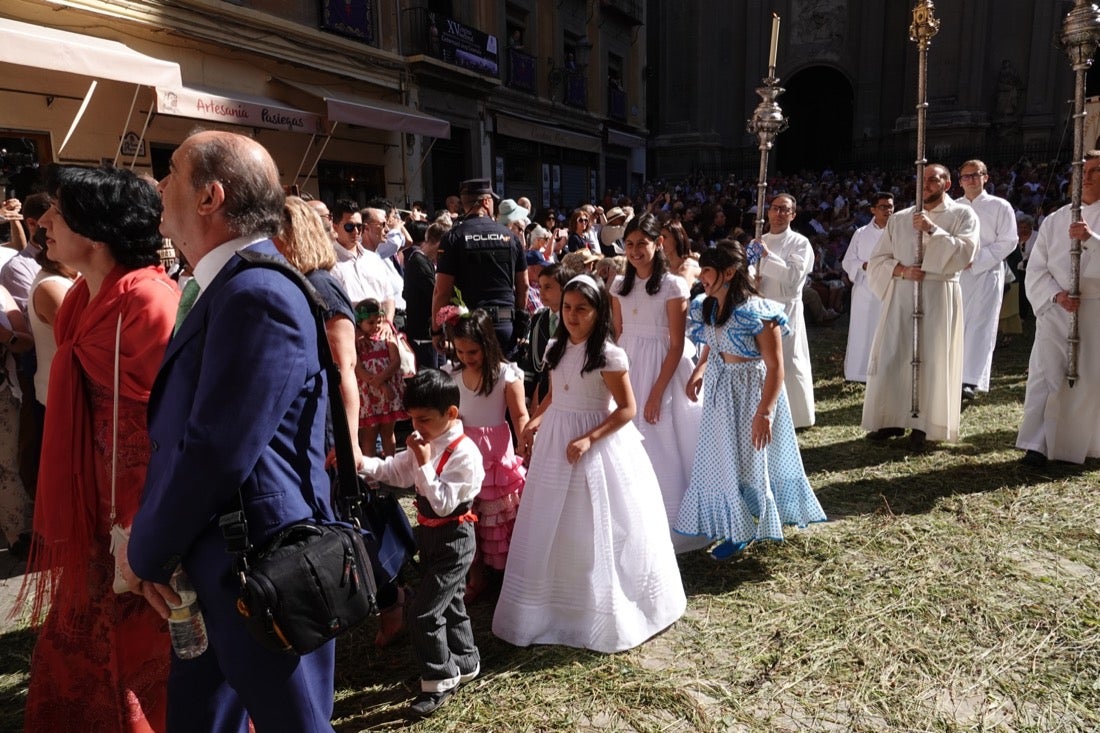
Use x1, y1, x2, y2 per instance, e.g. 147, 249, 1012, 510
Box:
168, 567, 208, 659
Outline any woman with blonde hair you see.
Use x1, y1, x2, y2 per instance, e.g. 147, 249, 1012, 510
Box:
274, 196, 361, 467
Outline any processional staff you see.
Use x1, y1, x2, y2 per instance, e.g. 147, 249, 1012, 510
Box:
908, 0, 939, 419
1060, 0, 1100, 388
748, 13, 788, 244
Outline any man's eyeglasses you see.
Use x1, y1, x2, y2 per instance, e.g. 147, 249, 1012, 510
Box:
343, 223, 364, 232
770, 206, 794, 214
959, 172, 985, 181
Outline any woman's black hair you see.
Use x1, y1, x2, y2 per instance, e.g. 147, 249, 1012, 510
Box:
404, 369, 460, 412
48, 165, 163, 269
616, 212, 668, 297
405, 219, 428, 245
698, 239, 756, 327
445, 308, 505, 397
544, 275, 611, 374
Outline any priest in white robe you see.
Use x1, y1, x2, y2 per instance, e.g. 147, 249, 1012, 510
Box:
862, 164, 979, 449
956, 159, 1017, 397
1017, 151, 1100, 466
758, 193, 815, 428
842, 193, 893, 382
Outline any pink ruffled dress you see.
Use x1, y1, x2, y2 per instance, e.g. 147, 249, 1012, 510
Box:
445, 362, 526, 570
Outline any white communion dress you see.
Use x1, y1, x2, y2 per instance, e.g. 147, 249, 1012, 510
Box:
492, 340, 686, 653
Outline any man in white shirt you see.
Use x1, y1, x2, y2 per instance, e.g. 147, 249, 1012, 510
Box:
758, 193, 816, 428
330, 198, 394, 319
955, 159, 1017, 400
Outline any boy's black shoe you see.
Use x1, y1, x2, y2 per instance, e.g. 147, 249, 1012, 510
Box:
409, 688, 455, 718
1020, 449, 1047, 468
961, 384, 976, 401
908, 429, 927, 452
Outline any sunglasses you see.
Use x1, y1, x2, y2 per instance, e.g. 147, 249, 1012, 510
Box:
343, 223, 364, 232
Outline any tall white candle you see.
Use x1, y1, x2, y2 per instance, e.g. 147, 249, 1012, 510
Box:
768, 13, 780, 70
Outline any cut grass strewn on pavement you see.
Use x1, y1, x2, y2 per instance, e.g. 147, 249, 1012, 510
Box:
1, 320, 1097, 732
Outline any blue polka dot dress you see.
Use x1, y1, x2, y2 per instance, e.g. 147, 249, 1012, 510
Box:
675, 295, 826, 549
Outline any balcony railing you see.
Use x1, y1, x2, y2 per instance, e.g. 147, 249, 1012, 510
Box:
400, 7, 499, 78
608, 84, 627, 121
507, 48, 537, 94
600, 0, 644, 25
564, 68, 587, 110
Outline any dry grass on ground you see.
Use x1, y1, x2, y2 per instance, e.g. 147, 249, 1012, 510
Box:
1, 320, 1097, 732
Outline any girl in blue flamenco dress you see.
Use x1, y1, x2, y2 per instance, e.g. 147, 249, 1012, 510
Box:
675, 239, 826, 559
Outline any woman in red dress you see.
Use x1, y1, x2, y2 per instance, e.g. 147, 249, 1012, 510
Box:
22, 166, 178, 732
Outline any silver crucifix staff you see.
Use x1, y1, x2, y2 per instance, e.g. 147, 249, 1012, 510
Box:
908, 0, 939, 418
1060, 1, 1100, 388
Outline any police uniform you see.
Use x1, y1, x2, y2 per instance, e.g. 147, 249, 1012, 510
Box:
437, 212, 526, 351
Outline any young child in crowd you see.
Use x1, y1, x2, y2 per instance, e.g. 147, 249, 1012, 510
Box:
358, 369, 485, 718
354, 298, 406, 458
492, 274, 686, 653
521, 262, 575, 411
675, 240, 826, 560
610, 213, 704, 553
442, 309, 529, 601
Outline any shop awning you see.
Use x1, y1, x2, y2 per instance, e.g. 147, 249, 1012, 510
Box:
156, 85, 325, 135
277, 79, 450, 139
0, 17, 181, 89
495, 114, 601, 154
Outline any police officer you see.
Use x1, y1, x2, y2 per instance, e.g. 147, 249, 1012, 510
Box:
432, 178, 529, 354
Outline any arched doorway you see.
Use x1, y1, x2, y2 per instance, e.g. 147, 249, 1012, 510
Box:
776, 66, 854, 173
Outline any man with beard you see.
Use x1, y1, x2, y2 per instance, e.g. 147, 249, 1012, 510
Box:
861, 164, 978, 451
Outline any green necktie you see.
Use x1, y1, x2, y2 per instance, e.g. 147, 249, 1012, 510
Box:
173, 279, 200, 336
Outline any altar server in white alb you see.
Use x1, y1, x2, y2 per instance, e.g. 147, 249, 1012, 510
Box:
955, 159, 1017, 400
842, 192, 893, 382
862, 164, 978, 450
757, 193, 815, 428
1016, 150, 1100, 467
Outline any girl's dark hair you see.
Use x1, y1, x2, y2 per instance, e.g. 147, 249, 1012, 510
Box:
698, 239, 756, 327
404, 369, 460, 412
353, 298, 382, 323
617, 212, 668, 297
544, 276, 611, 374
661, 220, 692, 259
48, 165, 163, 269
445, 309, 505, 396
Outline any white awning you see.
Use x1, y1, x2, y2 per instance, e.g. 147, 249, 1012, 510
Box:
495, 114, 601, 154
0, 17, 181, 89
156, 85, 325, 135
277, 79, 450, 139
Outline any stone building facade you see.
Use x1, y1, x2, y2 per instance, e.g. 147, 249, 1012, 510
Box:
647, 0, 1080, 179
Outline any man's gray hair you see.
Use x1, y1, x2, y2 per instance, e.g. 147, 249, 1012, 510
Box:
187, 133, 283, 238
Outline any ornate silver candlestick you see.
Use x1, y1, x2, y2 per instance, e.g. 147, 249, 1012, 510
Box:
747, 14, 788, 242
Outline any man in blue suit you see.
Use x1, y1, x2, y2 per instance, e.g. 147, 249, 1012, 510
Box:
127, 130, 336, 732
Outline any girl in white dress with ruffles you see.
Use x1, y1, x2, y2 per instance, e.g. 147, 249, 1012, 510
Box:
493, 274, 685, 652
610, 213, 704, 552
